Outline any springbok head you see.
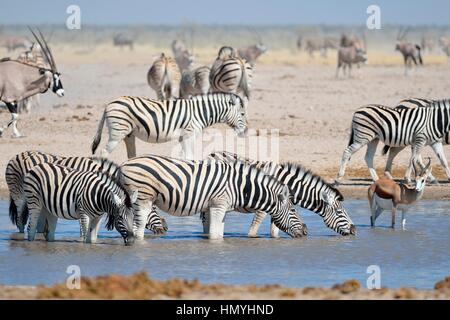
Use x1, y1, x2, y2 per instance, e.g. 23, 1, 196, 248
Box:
414, 157, 432, 192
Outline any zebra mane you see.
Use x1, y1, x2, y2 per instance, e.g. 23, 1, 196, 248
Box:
90, 157, 133, 209
191, 92, 241, 104
276, 161, 344, 201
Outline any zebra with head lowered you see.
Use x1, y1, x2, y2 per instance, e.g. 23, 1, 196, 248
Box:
119, 154, 307, 240
381, 98, 450, 183
23, 162, 136, 245
210, 46, 252, 103
209, 152, 355, 237
91, 93, 248, 159
5, 151, 162, 238
336, 99, 450, 184
147, 53, 181, 100
0, 28, 64, 138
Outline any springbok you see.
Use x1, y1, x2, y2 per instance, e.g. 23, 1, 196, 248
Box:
368, 158, 432, 230
0, 28, 64, 138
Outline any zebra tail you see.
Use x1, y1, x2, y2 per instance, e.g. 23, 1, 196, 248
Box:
381, 145, 390, 155
91, 110, 106, 155
416, 45, 423, 65
347, 124, 355, 147
21, 205, 29, 228
238, 58, 250, 99
9, 196, 18, 226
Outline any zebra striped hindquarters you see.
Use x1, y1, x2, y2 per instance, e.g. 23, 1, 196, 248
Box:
209, 151, 355, 236
337, 99, 450, 183
23, 163, 136, 245
210, 50, 252, 101
180, 66, 211, 98
91, 93, 248, 159
147, 53, 181, 100
5, 151, 125, 236
119, 154, 307, 240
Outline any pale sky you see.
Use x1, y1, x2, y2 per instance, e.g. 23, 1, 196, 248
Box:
0, 0, 449, 26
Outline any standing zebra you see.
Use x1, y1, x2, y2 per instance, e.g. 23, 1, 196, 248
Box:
336, 99, 450, 184
91, 93, 248, 159
381, 98, 450, 183
147, 53, 181, 100
23, 163, 136, 245
179, 65, 211, 98
119, 155, 307, 240
210, 46, 252, 101
209, 152, 355, 237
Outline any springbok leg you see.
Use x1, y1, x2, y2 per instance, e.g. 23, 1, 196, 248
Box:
391, 206, 397, 228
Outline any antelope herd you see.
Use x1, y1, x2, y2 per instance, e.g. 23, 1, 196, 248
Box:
1, 26, 450, 245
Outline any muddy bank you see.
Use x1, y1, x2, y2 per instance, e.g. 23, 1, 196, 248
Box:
1, 272, 449, 300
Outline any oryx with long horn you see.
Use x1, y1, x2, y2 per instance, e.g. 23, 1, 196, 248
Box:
395, 27, 423, 76
0, 27, 64, 138
368, 158, 432, 230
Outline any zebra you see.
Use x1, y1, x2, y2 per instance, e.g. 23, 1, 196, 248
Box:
210, 46, 252, 102
381, 98, 450, 183
119, 154, 308, 240
209, 152, 355, 237
147, 53, 181, 100
336, 99, 450, 184
23, 162, 136, 245
5, 150, 168, 236
179, 66, 211, 98
91, 93, 248, 159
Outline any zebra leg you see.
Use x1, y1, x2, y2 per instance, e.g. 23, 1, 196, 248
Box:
44, 211, 58, 242
86, 216, 102, 244
208, 205, 227, 240
124, 134, 137, 159
405, 141, 426, 183
270, 216, 280, 238
36, 213, 47, 233
101, 123, 131, 158
79, 213, 90, 241
200, 212, 210, 235
27, 209, 41, 241
132, 200, 154, 240
365, 139, 380, 181
336, 141, 365, 182
430, 142, 450, 182
385, 146, 404, 176
248, 211, 267, 238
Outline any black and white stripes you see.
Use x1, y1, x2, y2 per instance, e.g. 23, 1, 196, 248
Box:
119, 154, 307, 240
91, 93, 248, 159
23, 162, 136, 245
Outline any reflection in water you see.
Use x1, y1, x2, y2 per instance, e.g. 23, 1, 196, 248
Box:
0, 200, 449, 289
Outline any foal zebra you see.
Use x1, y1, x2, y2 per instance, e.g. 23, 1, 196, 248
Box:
24, 163, 136, 245
119, 155, 307, 240
91, 93, 248, 159
209, 152, 355, 236
147, 53, 181, 100
210, 47, 252, 101
382, 98, 450, 183
336, 99, 450, 183
6, 151, 118, 234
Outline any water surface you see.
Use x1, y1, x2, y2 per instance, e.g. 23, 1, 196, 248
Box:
0, 200, 448, 289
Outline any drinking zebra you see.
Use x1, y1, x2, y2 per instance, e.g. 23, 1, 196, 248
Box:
210, 46, 252, 101
91, 93, 248, 159
23, 162, 136, 245
381, 98, 450, 183
336, 99, 450, 183
180, 66, 211, 98
209, 152, 355, 236
5, 151, 168, 236
147, 53, 181, 100
119, 154, 307, 240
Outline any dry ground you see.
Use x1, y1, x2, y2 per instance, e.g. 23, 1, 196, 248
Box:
1, 46, 449, 198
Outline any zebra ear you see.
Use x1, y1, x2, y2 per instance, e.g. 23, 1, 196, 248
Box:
320, 190, 333, 204
278, 185, 290, 202
113, 194, 123, 206
131, 190, 138, 203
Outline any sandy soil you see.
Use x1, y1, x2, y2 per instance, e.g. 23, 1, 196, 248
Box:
1, 49, 450, 199
1, 272, 449, 300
